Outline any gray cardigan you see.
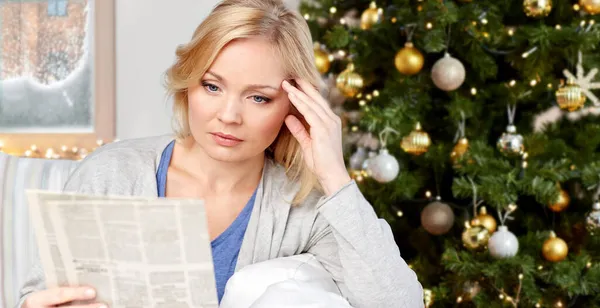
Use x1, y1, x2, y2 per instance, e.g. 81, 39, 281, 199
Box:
17, 135, 424, 308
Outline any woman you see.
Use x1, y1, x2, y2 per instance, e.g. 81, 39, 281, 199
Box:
18, 0, 423, 307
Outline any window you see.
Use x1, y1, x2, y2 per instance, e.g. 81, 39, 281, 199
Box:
48, 0, 68, 17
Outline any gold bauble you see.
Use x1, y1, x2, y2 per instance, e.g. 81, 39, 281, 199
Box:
471, 206, 497, 233
360, 2, 382, 30
336, 63, 364, 98
523, 0, 553, 17
401, 122, 431, 155
314, 45, 331, 75
462, 223, 490, 250
556, 78, 586, 112
542, 231, 568, 262
548, 188, 570, 212
394, 42, 425, 76
450, 137, 469, 164
424, 289, 434, 308
580, 0, 600, 14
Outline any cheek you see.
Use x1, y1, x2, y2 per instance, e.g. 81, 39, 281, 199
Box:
187, 88, 213, 123
251, 104, 289, 138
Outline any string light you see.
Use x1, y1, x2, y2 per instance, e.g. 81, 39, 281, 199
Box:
556, 300, 563, 307
522, 46, 538, 58
303, 13, 310, 20
340, 18, 346, 25
587, 261, 592, 268
509, 80, 517, 87
425, 190, 432, 198
499, 294, 505, 299
373, 90, 380, 97
351, 126, 359, 132
574, 4, 581, 11
547, 83, 553, 89
555, 24, 562, 30
536, 303, 542, 308
471, 88, 478, 95
391, 17, 397, 23
456, 296, 463, 303
328, 54, 335, 61
538, 265, 544, 270
426, 22, 433, 29
518, 273, 524, 280
329, 7, 337, 14
359, 100, 367, 107
366, 94, 373, 100
481, 18, 488, 25
507, 28, 515, 36
530, 79, 538, 87
397, 210, 404, 217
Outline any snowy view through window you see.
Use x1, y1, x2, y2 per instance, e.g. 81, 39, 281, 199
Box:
0, 0, 93, 133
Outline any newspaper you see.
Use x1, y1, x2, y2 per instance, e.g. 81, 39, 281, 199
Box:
27, 190, 219, 308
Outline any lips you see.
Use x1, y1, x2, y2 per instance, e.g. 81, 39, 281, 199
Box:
210, 132, 244, 147
211, 132, 242, 141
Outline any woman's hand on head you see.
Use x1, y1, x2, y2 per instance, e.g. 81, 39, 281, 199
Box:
23, 286, 106, 308
282, 79, 352, 196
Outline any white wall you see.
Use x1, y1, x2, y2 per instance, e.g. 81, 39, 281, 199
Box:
116, 0, 301, 140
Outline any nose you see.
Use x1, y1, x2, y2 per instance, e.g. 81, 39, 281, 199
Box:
216, 96, 243, 125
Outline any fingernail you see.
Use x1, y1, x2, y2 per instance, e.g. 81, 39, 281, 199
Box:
84, 288, 96, 298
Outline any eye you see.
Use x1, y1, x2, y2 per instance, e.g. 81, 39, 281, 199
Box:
202, 82, 220, 93
252, 95, 272, 104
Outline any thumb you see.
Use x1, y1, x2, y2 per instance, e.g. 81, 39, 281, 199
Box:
284, 115, 311, 150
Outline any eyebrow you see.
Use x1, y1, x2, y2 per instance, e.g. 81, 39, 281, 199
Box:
205, 71, 280, 92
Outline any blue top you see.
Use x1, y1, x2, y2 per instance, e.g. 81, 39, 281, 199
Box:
156, 140, 256, 303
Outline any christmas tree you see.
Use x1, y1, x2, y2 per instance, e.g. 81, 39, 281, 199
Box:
300, 0, 600, 306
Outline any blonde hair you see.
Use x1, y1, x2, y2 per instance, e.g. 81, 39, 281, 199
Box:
164, 0, 324, 204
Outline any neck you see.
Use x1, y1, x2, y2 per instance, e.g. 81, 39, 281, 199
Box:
176, 136, 264, 194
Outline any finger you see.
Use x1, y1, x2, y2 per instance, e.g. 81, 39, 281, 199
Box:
282, 81, 331, 122
285, 115, 311, 150
294, 79, 337, 119
29, 286, 96, 306
286, 91, 325, 128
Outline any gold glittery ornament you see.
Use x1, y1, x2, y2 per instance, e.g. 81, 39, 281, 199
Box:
556, 78, 586, 112
523, 0, 553, 17
462, 222, 490, 250
401, 122, 431, 155
336, 63, 364, 98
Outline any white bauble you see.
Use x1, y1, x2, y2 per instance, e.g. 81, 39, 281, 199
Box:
431, 53, 466, 91
367, 148, 400, 183
349, 147, 368, 170
488, 226, 519, 258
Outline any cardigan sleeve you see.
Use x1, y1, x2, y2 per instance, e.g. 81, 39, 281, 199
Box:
306, 180, 424, 308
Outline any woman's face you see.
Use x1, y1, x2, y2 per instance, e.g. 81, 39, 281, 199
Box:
187, 37, 292, 163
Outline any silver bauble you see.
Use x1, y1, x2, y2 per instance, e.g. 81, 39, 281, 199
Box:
367, 148, 400, 183
431, 53, 466, 91
488, 226, 519, 258
496, 125, 525, 157
586, 201, 600, 233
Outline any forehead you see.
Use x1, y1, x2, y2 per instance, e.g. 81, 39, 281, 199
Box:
207, 38, 287, 85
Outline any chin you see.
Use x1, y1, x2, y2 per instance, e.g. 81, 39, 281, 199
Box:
203, 142, 264, 163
